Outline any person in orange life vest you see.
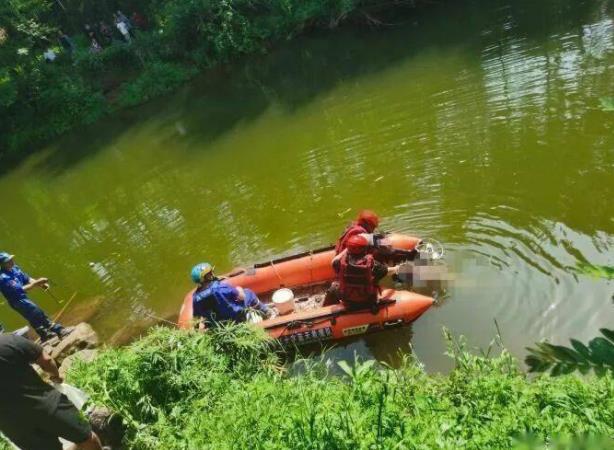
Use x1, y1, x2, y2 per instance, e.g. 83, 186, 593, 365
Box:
331, 235, 400, 308
335, 209, 383, 255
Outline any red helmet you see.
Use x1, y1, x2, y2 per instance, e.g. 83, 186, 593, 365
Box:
357, 209, 379, 232
346, 234, 369, 254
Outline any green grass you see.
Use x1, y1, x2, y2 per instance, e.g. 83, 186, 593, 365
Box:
67, 325, 614, 449
0, 435, 11, 450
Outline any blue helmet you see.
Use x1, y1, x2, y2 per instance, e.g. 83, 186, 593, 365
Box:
0, 252, 15, 264
191, 263, 214, 284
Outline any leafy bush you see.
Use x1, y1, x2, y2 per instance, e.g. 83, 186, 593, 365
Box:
526, 328, 614, 376
0, 70, 18, 108
1, 0, 394, 158
69, 326, 614, 449
0, 434, 11, 450
36, 76, 107, 129
0, 63, 107, 156
74, 43, 139, 78
116, 61, 196, 107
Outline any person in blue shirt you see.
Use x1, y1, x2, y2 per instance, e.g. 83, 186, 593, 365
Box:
0, 252, 71, 341
191, 262, 273, 327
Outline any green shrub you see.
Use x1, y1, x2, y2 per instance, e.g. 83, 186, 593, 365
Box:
69, 326, 614, 449
116, 61, 196, 108
73, 46, 128, 77
36, 76, 107, 129
0, 0, 409, 158
0, 63, 107, 155
0, 434, 11, 450
526, 328, 614, 376
0, 70, 18, 108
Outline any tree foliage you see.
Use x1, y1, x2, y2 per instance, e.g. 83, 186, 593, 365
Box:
526, 328, 614, 377
0, 0, 392, 159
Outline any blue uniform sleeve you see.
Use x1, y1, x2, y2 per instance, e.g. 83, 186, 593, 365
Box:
19, 271, 30, 285
14, 266, 30, 284
213, 283, 240, 303
0, 274, 26, 301
243, 288, 270, 314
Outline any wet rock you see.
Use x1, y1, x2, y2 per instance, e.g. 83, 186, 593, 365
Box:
59, 349, 98, 378
44, 322, 99, 365
87, 406, 125, 449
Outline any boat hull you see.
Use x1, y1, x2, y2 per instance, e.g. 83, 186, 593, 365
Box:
263, 289, 433, 345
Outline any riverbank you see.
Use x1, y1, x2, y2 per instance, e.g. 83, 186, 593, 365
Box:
0, 0, 423, 163
61, 325, 614, 449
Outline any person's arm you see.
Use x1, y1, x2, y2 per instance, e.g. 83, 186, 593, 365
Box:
359, 233, 376, 246
373, 261, 398, 282
19, 268, 49, 291
36, 350, 63, 384
332, 249, 347, 271
241, 288, 270, 314
234, 286, 246, 301
371, 234, 394, 252
22, 277, 49, 291
387, 265, 400, 276
9, 335, 62, 382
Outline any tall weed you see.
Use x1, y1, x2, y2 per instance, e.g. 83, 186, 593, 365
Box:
69, 326, 614, 449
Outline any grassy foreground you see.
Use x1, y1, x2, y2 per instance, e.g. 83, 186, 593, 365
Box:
58, 325, 614, 449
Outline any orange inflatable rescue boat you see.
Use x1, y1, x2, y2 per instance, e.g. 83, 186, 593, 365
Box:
178, 233, 434, 345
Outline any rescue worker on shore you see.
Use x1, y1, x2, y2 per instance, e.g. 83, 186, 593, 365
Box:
335, 209, 383, 254
191, 263, 274, 328
0, 252, 71, 341
0, 332, 103, 450
330, 235, 400, 309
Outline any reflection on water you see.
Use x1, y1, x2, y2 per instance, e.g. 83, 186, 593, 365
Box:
1, 0, 613, 369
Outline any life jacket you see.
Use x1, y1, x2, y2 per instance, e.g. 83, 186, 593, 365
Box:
338, 253, 378, 304
335, 222, 368, 254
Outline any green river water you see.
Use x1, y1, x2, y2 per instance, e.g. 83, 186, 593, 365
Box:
1, 0, 613, 371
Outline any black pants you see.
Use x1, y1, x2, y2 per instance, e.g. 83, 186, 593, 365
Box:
0, 395, 91, 450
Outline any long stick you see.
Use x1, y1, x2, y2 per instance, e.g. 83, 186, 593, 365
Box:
53, 292, 77, 323
45, 288, 63, 305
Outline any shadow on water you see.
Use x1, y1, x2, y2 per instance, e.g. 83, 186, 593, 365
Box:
16, 0, 604, 177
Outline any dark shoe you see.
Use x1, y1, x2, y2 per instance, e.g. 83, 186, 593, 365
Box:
56, 326, 74, 338
37, 329, 56, 342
